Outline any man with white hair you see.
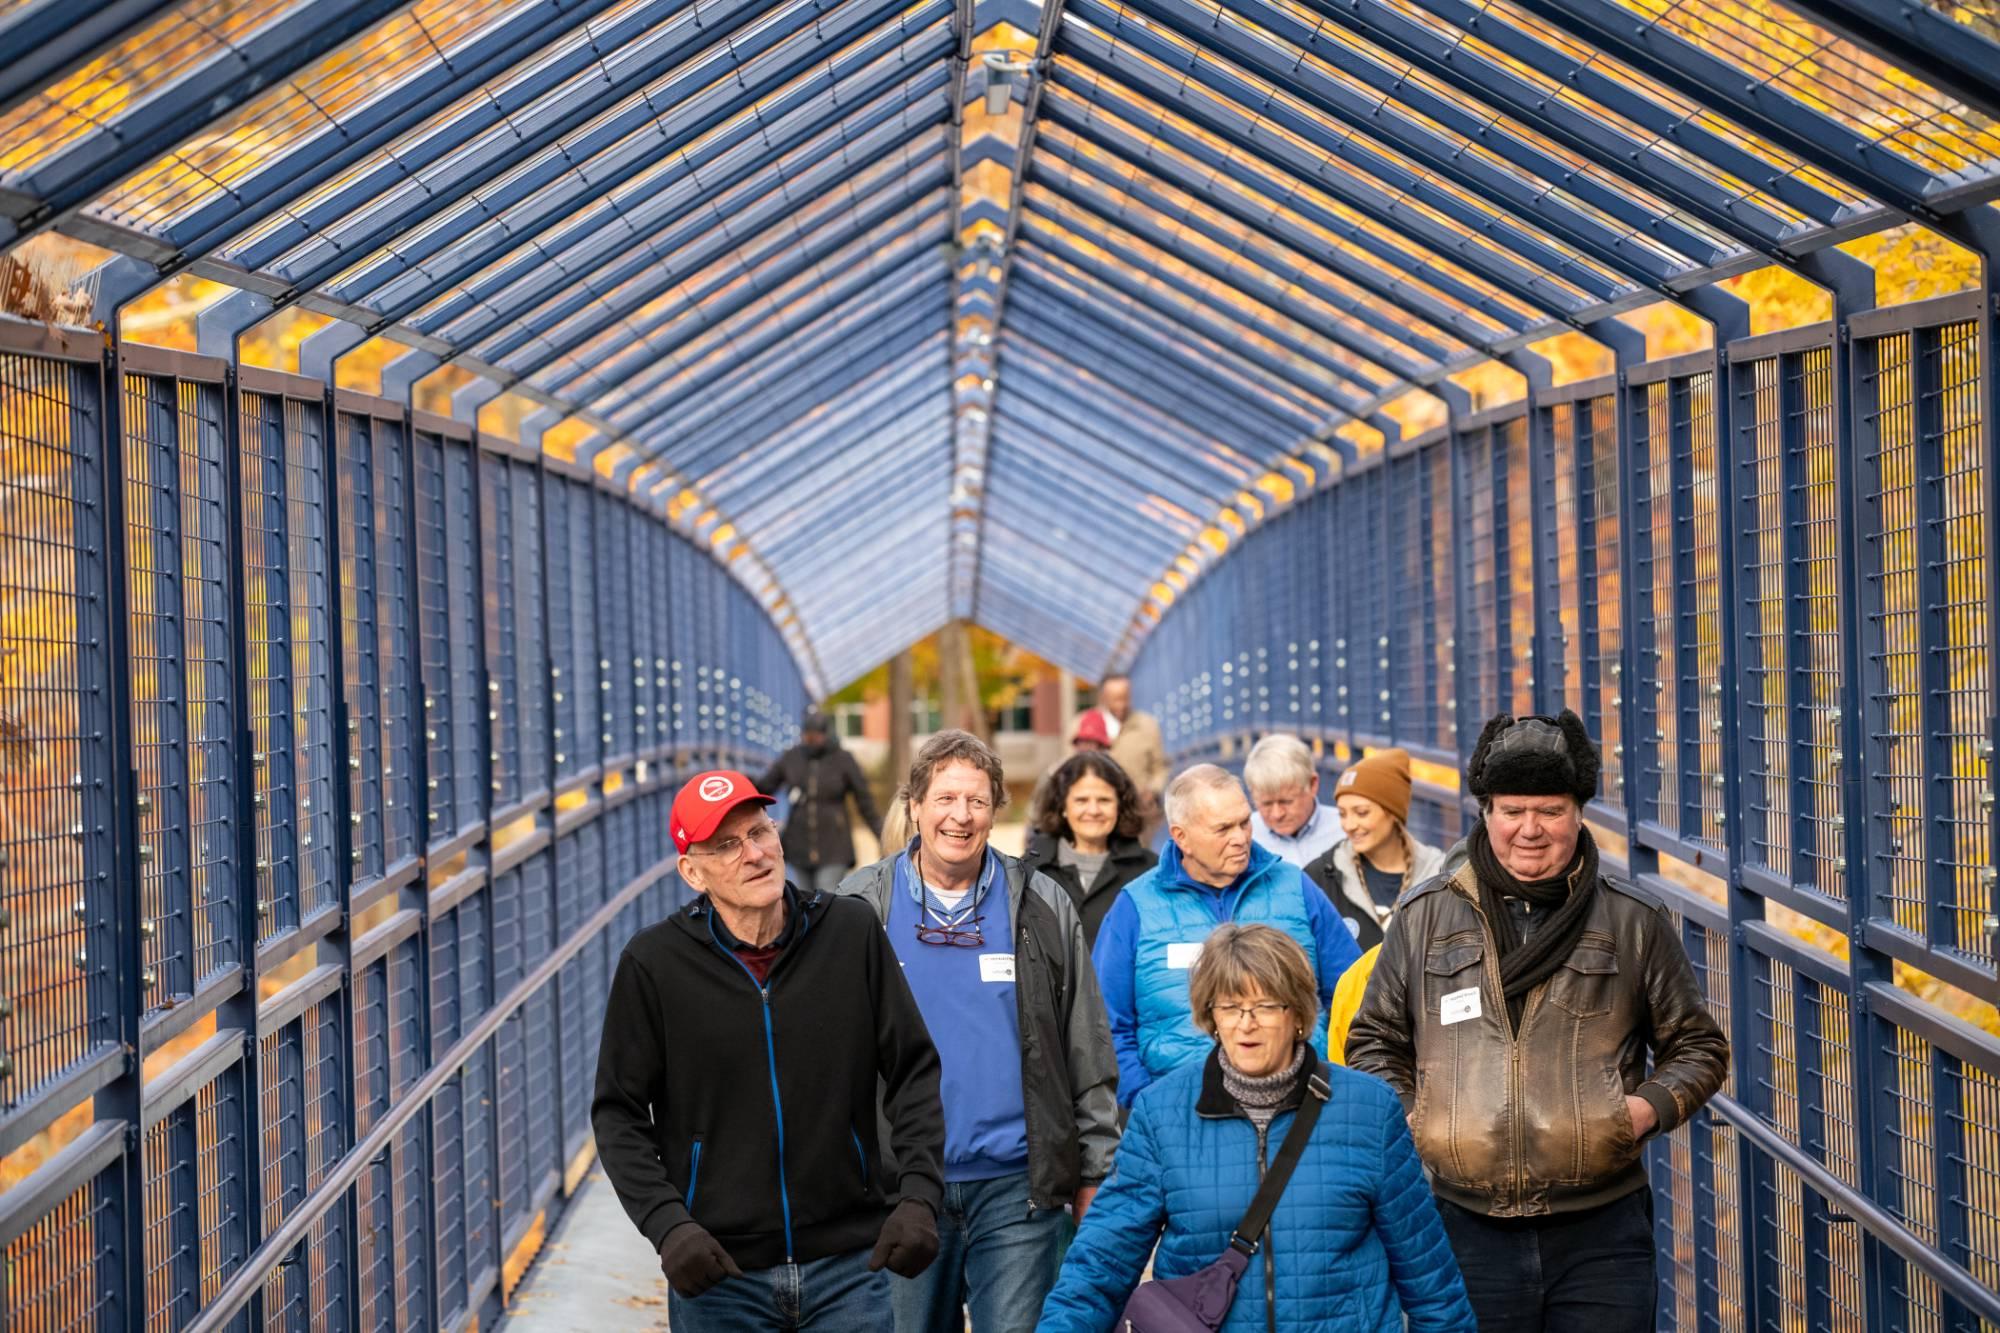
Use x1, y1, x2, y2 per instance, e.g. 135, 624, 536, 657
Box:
1091, 764, 1362, 1106
1242, 734, 1340, 867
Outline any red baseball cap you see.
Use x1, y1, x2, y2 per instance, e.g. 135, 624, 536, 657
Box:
671, 770, 774, 854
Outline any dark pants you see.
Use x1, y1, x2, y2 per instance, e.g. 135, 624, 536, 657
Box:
668, 1248, 888, 1333
1435, 1188, 1656, 1333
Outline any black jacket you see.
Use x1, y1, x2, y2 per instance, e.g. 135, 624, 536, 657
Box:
1022, 830, 1158, 949
837, 852, 1122, 1208
757, 743, 881, 870
592, 888, 945, 1269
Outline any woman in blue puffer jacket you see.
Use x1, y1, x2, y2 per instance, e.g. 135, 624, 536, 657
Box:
1037, 924, 1474, 1333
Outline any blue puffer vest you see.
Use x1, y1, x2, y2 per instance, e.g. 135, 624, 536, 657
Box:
1127, 842, 1319, 1078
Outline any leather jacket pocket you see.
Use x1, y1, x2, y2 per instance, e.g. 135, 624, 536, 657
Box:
1416, 935, 1497, 1188
1546, 936, 1619, 1018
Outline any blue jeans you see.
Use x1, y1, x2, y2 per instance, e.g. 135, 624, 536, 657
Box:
668, 1248, 887, 1333
890, 1172, 1065, 1333
789, 863, 851, 894
1435, 1187, 1656, 1332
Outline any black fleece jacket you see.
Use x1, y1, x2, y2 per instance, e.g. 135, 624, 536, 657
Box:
591, 888, 945, 1270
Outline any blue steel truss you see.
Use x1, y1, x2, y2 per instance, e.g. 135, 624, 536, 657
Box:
1, 0, 1999, 1327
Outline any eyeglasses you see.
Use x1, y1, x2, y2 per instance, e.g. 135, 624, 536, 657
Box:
689, 822, 780, 864
914, 915, 986, 947
1210, 1001, 1290, 1026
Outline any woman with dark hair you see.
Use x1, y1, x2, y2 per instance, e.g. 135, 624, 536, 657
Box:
1024, 752, 1158, 948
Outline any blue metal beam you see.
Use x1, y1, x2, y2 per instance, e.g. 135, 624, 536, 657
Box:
1066, 0, 1690, 290
1050, 25, 1624, 303
1034, 132, 1466, 363
725, 406, 947, 520
1389, 0, 1853, 226
3, 0, 416, 239
1004, 289, 1322, 444
355, 48, 955, 332
1772, 0, 2000, 123
632, 294, 953, 470
1018, 222, 1378, 406
994, 332, 1284, 500
408, 61, 950, 337
632, 315, 952, 472
552, 183, 948, 410
158, 0, 648, 260
738, 433, 953, 561
504, 160, 949, 390
262, 0, 902, 294
0, 0, 180, 116
701, 353, 951, 499
1042, 91, 1537, 344
982, 437, 1194, 578
989, 347, 1247, 503
611, 245, 945, 427
1026, 166, 1416, 383
334, 17, 951, 313
1193, 0, 1782, 259
580, 200, 950, 421
1496, 0, 1944, 217
1009, 251, 1343, 428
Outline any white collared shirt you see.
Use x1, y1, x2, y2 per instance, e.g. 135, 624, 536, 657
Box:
1249, 803, 1342, 867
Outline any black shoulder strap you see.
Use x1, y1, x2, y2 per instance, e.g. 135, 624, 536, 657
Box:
1229, 1063, 1332, 1254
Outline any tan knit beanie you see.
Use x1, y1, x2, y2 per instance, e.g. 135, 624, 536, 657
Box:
1333, 747, 1412, 826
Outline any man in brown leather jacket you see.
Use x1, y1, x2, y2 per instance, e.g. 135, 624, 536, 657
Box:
1347, 711, 1727, 1332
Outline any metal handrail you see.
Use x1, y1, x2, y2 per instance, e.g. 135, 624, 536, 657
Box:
186, 856, 676, 1333
1703, 1092, 2000, 1326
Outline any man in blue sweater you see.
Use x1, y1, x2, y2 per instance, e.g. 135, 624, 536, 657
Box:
1093, 763, 1362, 1106
839, 731, 1119, 1333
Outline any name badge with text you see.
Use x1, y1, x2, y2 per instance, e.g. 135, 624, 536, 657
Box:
1440, 987, 1482, 1025
979, 953, 1016, 984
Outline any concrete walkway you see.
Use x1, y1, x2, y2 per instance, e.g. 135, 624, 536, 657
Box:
500, 1168, 670, 1331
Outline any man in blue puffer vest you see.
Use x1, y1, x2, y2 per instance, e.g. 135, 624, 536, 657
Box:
1093, 764, 1362, 1106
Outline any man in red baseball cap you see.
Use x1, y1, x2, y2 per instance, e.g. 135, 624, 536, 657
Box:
594, 769, 947, 1332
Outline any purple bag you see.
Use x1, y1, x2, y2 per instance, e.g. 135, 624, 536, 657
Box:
1116, 1248, 1251, 1333
1116, 1068, 1329, 1333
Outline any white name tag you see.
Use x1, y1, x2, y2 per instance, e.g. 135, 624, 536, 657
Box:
979, 953, 1016, 984
1440, 987, 1482, 1025
1166, 941, 1205, 971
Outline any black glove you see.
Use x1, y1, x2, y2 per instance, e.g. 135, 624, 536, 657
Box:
867, 1199, 939, 1278
658, 1222, 744, 1297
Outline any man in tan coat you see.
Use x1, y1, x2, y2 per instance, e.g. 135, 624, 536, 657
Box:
1098, 674, 1167, 832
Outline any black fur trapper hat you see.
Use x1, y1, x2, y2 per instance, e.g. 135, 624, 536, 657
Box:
1466, 709, 1601, 806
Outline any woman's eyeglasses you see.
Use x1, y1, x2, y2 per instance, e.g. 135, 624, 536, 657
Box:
1210, 1001, 1290, 1026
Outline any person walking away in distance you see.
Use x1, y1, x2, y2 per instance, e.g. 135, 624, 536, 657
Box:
757, 709, 882, 894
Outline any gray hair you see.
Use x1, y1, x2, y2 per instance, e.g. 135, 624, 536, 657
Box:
907, 729, 1009, 810
1242, 734, 1315, 797
1164, 763, 1242, 828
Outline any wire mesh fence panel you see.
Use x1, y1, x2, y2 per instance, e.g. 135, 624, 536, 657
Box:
338, 412, 387, 889
0, 348, 117, 1113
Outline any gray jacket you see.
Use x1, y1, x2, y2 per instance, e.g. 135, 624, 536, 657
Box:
837, 849, 1121, 1207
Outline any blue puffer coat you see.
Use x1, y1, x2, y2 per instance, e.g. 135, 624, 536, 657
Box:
1037, 1052, 1475, 1333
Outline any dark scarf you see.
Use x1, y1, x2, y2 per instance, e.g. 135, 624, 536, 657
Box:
1469, 822, 1599, 1032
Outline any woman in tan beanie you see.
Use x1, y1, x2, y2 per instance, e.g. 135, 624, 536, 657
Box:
1303, 748, 1446, 1061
